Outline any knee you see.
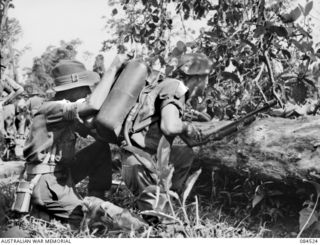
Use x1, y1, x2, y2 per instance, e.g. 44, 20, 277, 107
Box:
92, 141, 111, 160
94, 140, 110, 152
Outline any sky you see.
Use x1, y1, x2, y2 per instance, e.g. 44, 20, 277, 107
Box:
10, 0, 113, 71
8, 0, 320, 76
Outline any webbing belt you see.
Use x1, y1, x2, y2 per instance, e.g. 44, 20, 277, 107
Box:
132, 116, 160, 133
26, 146, 66, 175
26, 164, 64, 175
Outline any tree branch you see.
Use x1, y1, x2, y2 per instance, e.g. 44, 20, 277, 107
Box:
264, 50, 284, 108
253, 63, 268, 103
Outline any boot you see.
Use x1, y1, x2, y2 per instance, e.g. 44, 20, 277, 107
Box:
81, 196, 147, 232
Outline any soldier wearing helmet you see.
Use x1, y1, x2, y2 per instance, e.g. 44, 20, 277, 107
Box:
118, 52, 213, 212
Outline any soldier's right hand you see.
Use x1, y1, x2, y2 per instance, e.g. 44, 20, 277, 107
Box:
181, 121, 206, 146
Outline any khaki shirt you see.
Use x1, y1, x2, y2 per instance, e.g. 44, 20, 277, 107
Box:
24, 99, 90, 165
130, 78, 188, 154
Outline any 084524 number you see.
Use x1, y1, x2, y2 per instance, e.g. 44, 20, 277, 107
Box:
300, 239, 318, 244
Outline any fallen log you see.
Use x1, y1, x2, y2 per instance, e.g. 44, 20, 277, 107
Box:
196, 115, 320, 183
2, 115, 320, 184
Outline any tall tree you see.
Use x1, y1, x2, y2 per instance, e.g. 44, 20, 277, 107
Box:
0, 0, 12, 32
26, 39, 83, 94
0, 0, 23, 81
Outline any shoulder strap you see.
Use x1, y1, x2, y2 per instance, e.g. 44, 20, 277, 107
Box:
128, 81, 160, 131
122, 145, 156, 173
132, 115, 160, 133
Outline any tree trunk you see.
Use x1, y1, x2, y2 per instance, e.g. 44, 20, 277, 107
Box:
196, 115, 320, 183
0, 0, 10, 31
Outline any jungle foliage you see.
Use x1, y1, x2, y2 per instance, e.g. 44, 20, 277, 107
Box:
0, 0, 27, 82
23, 39, 83, 93
102, 0, 320, 119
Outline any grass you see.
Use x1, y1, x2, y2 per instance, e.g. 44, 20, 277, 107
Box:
1, 166, 313, 238
0, 189, 261, 238
0, 140, 318, 238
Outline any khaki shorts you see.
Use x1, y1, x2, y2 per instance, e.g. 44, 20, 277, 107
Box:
28, 141, 112, 227
29, 171, 83, 227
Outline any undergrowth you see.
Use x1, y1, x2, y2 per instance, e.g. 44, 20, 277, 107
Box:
1, 166, 319, 238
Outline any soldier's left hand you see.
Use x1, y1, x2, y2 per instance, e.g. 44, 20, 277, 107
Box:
110, 53, 131, 70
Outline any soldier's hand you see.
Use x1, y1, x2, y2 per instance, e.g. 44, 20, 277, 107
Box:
182, 121, 205, 146
110, 53, 131, 70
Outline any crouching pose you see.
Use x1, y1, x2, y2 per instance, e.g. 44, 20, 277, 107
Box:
95, 53, 213, 213
14, 55, 144, 230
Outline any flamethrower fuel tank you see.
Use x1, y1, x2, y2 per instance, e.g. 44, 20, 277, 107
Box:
95, 60, 148, 143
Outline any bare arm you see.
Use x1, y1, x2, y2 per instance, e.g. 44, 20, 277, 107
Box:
161, 103, 210, 147
160, 104, 184, 136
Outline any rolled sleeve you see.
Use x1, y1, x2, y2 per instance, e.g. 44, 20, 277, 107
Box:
63, 102, 78, 121
159, 79, 188, 115
160, 95, 185, 113
38, 99, 85, 126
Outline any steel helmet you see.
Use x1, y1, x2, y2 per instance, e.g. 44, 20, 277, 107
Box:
178, 53, 213, 75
